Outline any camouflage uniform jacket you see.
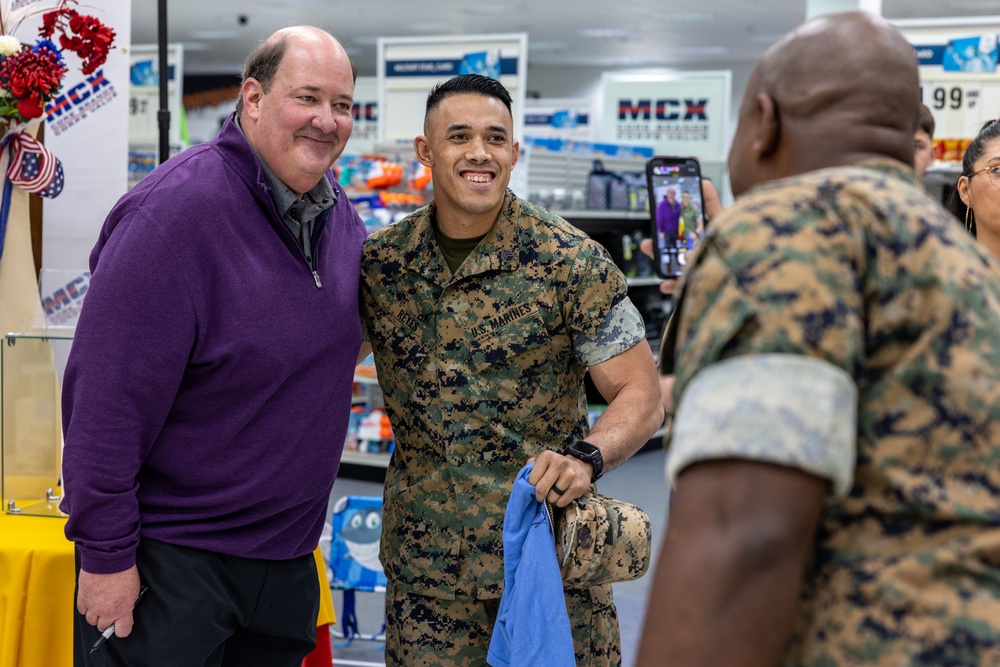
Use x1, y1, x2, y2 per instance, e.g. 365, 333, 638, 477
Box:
679, 203, 701, 237
660, 160, 1000, 665
361, 189, 643, 600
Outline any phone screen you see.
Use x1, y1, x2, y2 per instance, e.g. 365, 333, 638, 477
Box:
646, 157, 704, 279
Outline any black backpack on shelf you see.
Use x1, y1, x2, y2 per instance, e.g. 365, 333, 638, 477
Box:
586, 160, 646, 211
586, 159, 630, 210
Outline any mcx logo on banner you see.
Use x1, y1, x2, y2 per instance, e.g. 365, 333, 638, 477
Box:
40, 269, 90, 327
45, 68, 118, 136
352, 101, 377, 142
617, 98, 709, 142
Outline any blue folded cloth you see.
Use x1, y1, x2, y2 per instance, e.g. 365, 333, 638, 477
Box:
487, 462, 575, 667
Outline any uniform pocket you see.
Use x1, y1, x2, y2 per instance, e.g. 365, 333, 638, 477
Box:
565, 584, 622, 667
466, 309, 564, 428
367, 307, 428, 404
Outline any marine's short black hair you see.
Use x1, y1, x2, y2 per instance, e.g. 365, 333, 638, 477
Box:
425, 74, 513, 119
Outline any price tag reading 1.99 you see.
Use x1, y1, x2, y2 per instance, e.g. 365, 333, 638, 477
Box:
930, 85, 967, 110
920, 79, 1000, 145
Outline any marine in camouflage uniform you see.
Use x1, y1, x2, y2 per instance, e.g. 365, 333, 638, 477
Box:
660, 160, 1000, 664
362, 189, 646, 666
678, 194, 701, 243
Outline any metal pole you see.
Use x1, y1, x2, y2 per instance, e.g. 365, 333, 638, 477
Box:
157, 0, 170, 164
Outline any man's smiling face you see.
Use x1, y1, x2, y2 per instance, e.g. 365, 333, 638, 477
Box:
414, 92, 519, 235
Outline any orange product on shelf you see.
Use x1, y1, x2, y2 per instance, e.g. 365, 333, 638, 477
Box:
379, 412, 393, 441
379, 191, 424, 208
941, 138, 963, 162
411, 163, 432, 190
365, 159, 404, 189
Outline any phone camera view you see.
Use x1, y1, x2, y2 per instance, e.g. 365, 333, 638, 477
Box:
649, 160, 704, 278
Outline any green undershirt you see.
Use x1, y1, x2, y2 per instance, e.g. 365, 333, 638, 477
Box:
433, 224, 487, 275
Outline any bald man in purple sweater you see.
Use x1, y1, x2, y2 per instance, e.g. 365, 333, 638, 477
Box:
60, 27, 368, 666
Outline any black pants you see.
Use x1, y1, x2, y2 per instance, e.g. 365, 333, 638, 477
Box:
74, 539, 319, 667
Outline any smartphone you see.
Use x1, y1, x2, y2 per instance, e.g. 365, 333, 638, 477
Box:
646, 157, 705, 279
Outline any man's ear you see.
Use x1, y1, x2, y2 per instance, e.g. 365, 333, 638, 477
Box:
511, 140, 520, 170
753, 92, 780, 159
414, 135, 433, 168
242, 79, 263, 120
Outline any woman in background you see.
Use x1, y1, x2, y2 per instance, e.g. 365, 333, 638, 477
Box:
948, 119, 1000, 260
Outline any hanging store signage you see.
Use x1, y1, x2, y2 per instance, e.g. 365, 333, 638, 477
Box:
376, 34, 527, 146
902, 24, 1000, 154
599, 71, 731, 162
524, 98, 591, 141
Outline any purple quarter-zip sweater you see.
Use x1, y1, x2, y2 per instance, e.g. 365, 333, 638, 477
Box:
61, 115, 366, 574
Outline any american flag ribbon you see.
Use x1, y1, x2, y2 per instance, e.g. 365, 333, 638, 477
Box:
0, 129, 65, 263
3, 131, 65, 198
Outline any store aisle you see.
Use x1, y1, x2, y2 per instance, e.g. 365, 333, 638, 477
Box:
324, 447, 670, 667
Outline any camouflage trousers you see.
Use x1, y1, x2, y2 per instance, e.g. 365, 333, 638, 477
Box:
384, 580, 621, 666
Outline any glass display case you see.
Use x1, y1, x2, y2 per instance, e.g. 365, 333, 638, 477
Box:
1, 328, 72, 517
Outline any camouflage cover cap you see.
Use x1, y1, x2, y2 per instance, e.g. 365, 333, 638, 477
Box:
548, 492, 651, 588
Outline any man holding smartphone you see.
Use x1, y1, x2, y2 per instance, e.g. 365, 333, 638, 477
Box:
360, 73, 663, 666
640, 11, 1000, 665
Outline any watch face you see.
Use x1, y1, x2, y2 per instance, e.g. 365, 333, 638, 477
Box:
571, 441, 600, 458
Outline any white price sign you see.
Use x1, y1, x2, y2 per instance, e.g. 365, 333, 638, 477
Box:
128, 89, 159, 143
920, 78, 1000, 139
129, 44, 184, 148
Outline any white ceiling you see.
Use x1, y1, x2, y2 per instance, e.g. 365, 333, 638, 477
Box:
130, 0, 1000, 77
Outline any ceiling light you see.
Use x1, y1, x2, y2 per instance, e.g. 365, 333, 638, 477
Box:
945, 0, 1000, 8
669, 46, 728, 56
460, 5, 516, 15
892, 14, 1000, 27
190, 30, 239, 40
527, 41, 570, 52
664, 12, 715, 22
580, 28, 633, 39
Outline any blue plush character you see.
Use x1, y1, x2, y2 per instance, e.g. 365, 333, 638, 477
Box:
329, 496, 387, 592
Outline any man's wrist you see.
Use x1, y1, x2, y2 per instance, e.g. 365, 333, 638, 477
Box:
563, 440, 604, 482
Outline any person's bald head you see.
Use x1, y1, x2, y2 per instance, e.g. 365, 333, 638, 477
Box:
727, 11, 920, 196
236, 26, 357, 116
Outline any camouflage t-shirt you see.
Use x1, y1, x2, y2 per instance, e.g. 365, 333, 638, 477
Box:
660, 160, 1000, 665
362, 189, 645, 599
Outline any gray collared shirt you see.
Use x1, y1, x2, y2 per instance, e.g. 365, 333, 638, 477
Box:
236, 116, 338, 265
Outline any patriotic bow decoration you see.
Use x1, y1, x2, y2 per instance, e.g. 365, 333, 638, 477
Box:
0, 129, 65, 262
3, 130, 64, 196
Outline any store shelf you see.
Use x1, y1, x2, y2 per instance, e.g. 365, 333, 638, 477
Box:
340, 450, 391, 468
353, 372, 379, 385
556, 209, 649, 235
626, 276, 663, 288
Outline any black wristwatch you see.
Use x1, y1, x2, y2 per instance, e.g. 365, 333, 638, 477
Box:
564, 440, 604, 482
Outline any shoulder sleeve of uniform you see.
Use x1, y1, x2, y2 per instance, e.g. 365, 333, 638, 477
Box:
666, 354, 858, 498
574, 296, 646, 366
564, 238, 629, 340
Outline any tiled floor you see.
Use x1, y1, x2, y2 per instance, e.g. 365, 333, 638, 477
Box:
324, 447, 670, 667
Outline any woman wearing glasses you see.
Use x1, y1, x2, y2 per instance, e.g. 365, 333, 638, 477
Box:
948, 119, 1000, 260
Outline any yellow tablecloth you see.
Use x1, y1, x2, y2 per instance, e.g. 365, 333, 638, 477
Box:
314, 548, 336, 627
0, 512, 334, 667
0, 512, 74, 667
